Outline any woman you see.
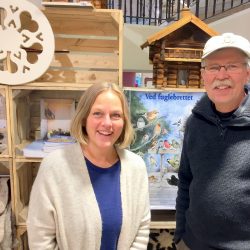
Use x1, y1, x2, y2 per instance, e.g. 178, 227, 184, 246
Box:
27, 82, 150, 250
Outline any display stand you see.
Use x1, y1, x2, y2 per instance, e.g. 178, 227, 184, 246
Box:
0, 3, 123, 249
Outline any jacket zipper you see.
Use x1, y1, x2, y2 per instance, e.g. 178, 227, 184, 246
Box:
216, 118, 226, 137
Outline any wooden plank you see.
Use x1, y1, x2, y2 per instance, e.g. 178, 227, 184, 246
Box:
48, 18, 118, 36
14, 158, 42, 163
10, 83, 92, 90
19, 206, 28, 225
44, 7, 121, 25
12, 160, 21, 226
36, 70, 119, 84
50, 54, 119, 69
150, 221, 176, 229
28, 90, 83, 99
54, 38, 119, 53
13, 161, 39, 225
117, 9, 123, 87
16, 225, 29, 249
5, 87, 11, 157
165, 58, 201, 62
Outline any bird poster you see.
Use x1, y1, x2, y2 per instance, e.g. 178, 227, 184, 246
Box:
125, 89, 204, 209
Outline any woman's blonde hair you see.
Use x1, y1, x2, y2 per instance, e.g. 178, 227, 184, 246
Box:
70, 82, 134, 149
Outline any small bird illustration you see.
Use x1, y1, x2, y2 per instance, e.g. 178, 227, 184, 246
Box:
146, 110, 158, 122
173, 119, 181, 127
171, 139, 180, 149
164, 139, 171, 149
149, 156, 157, 169
161, 127, 168, 135
167, 157, 180, 171
150, 140, 158, 151
140, 110, 158, 122
157, 139, 164, 149
153, 123, 161, 138
136, 116, 146, 129
141, 133, 149, 143
167, 175, 179, 186
148, 175, 158, 183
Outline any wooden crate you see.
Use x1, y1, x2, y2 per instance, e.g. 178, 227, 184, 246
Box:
8, 4, 123, 238
9, 87, 84, 158
23, 4, 123, 88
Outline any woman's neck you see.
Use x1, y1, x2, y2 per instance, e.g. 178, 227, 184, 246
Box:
81, 144, 119, 168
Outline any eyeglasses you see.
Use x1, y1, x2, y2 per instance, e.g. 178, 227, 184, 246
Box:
202, 62, 247, 74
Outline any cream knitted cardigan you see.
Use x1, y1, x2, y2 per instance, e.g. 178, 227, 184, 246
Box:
27, 143, 150, 250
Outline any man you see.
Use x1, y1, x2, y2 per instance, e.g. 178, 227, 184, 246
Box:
174, 33, 250, 250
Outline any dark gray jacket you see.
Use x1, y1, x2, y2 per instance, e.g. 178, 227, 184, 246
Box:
175, 87, 250, 250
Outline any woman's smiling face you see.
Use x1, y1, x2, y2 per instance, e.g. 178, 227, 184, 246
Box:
85, 90, 124, 151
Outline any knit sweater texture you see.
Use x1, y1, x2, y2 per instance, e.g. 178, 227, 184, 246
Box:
27, 143, 150, 250
175, 90, 250, 250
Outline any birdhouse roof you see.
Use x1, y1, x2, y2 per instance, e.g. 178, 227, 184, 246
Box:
141, 8, 218, 49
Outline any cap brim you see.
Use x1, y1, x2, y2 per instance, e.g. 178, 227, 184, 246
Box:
202, 45, 250, 59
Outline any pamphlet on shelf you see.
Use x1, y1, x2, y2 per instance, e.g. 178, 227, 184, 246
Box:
23, 137, 76, 158
23, 140, 46, 158
43, 135, 76, 153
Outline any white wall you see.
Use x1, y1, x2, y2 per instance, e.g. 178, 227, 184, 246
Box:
123, 24, 162, 72
208, 8, 250, 41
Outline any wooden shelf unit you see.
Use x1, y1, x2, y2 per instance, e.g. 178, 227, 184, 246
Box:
3, 5, 124, 250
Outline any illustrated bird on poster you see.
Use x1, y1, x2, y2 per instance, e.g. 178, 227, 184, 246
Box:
167, 175, 179, 186
167, 157, 180, 172
173, 119, 181, 127
141, 133, 150, 143
139, 110, 159, 123
153, 123, 162, 138
171, 139, 180, 149
163, 139, 171, 149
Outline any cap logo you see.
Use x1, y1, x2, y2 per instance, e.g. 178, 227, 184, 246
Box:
224, 35, 234, 44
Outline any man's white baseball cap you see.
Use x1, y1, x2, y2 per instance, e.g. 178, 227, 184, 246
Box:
202, 33, 250, 59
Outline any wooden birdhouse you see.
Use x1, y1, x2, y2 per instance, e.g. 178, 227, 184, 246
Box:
141, 8, 218, 89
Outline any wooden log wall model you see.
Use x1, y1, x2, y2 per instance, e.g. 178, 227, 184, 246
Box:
141, 8, 218, 89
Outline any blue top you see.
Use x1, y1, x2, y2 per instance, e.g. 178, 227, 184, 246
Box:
85, 158, 122, 250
